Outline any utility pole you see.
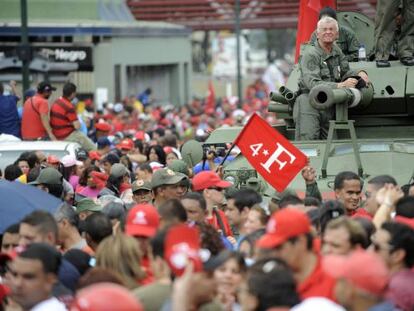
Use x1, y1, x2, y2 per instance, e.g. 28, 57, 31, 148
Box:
20, 0, 30, 92
235, 0, 242, 108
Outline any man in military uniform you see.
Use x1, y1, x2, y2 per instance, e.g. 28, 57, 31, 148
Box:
294, 16, 369, 141
309, 6, 360, 62
375, 0, 414, 67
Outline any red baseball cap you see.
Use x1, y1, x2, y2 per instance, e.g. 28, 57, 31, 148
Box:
89, 151, 102, 161
135, 131, 146, 141
192, 171, 232, 191
95, 122, 111, 132
323, 250, 389, 296
47, 155, 60, 164
256, 208, 311, 249
116, 138, 134, 151
90, 171, 108, 189
70, 283, 143, 311
125, 204, 160, 238
164, 224, 203, 276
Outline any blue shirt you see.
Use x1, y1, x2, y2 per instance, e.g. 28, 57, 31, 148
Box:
193, 156, 235, 174
0, 95, 20, 137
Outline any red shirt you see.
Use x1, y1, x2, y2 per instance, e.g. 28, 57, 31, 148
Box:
350, 208, 373, 220
21, 94, 49, 139
206, 209, 233, 237
139, 256, 154, 285
50, 97, 78, 139
298, 256, 336, 301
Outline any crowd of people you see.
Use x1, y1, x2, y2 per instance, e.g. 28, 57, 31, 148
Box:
0, 105, 414, 310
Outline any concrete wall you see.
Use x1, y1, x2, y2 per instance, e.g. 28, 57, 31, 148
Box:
93, 36, 192, 105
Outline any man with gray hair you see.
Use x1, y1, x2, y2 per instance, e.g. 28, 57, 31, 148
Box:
294, 16, 370, 140
54, 203, 89, 253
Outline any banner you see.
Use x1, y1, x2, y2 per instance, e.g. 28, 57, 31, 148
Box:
234, 113, 307, 192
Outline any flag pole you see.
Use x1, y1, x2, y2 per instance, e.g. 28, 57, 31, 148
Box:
217, 143, 236, 171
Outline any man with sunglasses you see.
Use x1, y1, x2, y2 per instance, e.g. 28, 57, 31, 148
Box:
372, 221, 414, 311
192, 171, 233, 237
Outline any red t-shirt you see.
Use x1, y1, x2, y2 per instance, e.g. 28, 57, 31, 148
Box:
298, 256, 336, 301
21, 94, 49, 139
139, 256, 154, 285
350, 208, 373, 220
206, 209, 233, 237
50, 97, 77, 139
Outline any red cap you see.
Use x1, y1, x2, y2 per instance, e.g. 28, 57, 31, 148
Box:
323, 250, 389, 296
256, 208, 311, 249
95, 122, 111, 132
164, 224, 203, 276
47, 155, 60, 164
192, 171, 232, 191
116, 138, 134, 151
135, 131, 145, 141
395, 216, 414, 230
90, 171, 108, 189
89, 151, 102, 161
163, 146, 173, 154
70, 283, 143, 311
125, 204, 160, 238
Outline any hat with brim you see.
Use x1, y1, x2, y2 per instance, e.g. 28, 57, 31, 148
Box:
29, 167, 63, 185
110, 163, 129, 179
76, 198, 102, 214
323, 250, 389, 296
132, 180, 152, 193
151, 168, 187, 189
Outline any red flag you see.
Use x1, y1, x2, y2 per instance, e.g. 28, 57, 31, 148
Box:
295, 0, 336, 63
206, 80, 215, 111
234, 113, 307, 192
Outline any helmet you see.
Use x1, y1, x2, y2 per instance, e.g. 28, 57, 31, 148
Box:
70, 283, 143, 311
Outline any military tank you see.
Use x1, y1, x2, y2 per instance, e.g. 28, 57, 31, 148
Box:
184, 12, 414, 197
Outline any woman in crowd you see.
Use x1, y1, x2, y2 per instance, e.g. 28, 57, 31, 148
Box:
244, 206, 269, 235
146, 144, 166, 167
212, 251, 246, 311
76, 166, 108, 199
95, 233, 145, 289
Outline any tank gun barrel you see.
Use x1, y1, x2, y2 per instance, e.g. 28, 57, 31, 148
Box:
269, 86, 297, 106
309, 84, 374, 111
268, 102, 290, 113
269, 91, 288, 105
279, 86, 296, 104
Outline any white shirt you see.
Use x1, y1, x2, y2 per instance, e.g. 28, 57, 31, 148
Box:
291, 297, 346, 311
31, 297, 67, 311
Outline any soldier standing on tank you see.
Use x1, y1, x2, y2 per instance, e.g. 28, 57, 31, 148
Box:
294, 16, 369, 141
309, 6, 360, 62
375, 0, 414, 67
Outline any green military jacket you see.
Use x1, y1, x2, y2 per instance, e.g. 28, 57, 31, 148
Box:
309, 25, 360, 62
298, 41, 356, 94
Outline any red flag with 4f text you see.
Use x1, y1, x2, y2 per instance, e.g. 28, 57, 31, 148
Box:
234, 113, 307, 192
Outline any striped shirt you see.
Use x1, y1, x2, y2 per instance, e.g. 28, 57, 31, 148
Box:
50, 96, 77, 139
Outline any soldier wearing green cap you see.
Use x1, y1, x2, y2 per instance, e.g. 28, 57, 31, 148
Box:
75, 198, 102, 220
167, 159, 192, 177
132, 179, 153, 204
151, 168, 188, 208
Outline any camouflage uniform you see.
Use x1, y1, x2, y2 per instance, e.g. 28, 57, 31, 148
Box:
294, 42, 356, 141
310, 25, 360, 62
375, 0, 414, 60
